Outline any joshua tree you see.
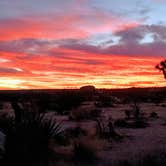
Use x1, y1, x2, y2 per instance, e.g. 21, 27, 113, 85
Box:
156, 59, 166, 79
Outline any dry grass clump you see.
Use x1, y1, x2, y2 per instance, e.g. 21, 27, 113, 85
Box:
115, 102, 149, 129
160, 103, 166, 107
95, 118, 123, 141
114, 118, 149, 128
149, 112, 159, 118
129, 118, 149, 128
114, 119, 129, 128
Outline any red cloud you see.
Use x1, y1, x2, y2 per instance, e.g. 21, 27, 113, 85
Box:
0, 48, 164, 89
0, 7, 164, 89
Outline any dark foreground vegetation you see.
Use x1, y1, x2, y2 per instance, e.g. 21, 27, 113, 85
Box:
0, 86, 166, 165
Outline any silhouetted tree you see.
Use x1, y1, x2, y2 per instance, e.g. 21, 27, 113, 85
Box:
156, 59, 166, 79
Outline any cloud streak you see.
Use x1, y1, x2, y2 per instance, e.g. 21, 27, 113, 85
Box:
0, 0, 165, 89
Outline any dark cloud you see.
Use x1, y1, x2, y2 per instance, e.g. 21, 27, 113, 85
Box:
57, 24, 166, 57
0, 38, 55, 55
105, 24, 166, 56
0, 67, 22, 73
1, 24, 166, 57
115, 26, 147, 43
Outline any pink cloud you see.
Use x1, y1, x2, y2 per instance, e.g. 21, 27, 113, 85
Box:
0, 7, 140, 41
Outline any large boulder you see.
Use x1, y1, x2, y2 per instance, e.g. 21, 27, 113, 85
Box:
80, 85, 96, 93
79, 85, 96, 100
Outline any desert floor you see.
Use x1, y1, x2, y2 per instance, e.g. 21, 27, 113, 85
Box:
1, 101, 166, 166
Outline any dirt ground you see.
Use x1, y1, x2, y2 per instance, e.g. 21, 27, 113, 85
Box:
1, 101, 166, 165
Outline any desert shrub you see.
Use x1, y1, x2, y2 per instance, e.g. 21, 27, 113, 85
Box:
95, 118, 123, 140
160, 104, 166, 107
24, 92, 86, 115
95, 93, 115, 107
69, 108, 87, 121
114, 119, 129, 128
129, 119, 149, 128
54, 92, 85, 114
95, 118, 108, 138
161, 119, 166, 126
91, 109, 102, 117
69, 107, 101, 121
2, 113, 64, 166
73, 137, 99, 165
150, 93, 163, 106
114, 118, 149, 129
65, 126, 87, 139
130, 102, 141, 119
124, 110, 132, 119
150, 112, 159, 118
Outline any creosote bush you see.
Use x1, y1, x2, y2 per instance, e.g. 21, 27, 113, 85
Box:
95, 118, 123, 140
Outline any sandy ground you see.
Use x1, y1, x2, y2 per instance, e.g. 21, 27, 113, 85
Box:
99, 102, 166, 165
1, 101, 166, 165
47, 102, 166, 165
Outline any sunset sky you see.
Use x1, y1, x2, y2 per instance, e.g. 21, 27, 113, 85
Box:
0, 0, 166, 89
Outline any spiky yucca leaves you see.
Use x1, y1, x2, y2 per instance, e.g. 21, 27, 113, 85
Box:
3, 113, 63, 166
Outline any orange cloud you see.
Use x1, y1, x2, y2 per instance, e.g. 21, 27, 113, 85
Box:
0, 48, 164, 89
0, 7, 164, 89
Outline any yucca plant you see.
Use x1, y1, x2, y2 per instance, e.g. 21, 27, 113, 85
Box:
2, 112, 63, 166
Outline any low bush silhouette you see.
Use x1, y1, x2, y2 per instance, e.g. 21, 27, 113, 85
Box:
150, 112, 159, 118
53, 92, 85, 114
114, 119, 129, 128
69, 107, 101, 121
95, 118, 123, 140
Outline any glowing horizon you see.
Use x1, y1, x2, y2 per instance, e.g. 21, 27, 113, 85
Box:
0, 0, 166, 89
